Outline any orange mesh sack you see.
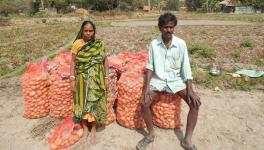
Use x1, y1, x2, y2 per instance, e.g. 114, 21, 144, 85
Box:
108, 56, 125, 71
116, 72, 146, 128
46, 117, 83, 150
151, 93, 181, 128
104, 72, 118, 125
47, 50, 72, 74
105, 102, 116, 125
53, 50, 72, 67
21, 58, 50, 119
123, 51, 148, 74
48, 65, 72, 118
116, 51, 137, 64
124, 58, 147, 74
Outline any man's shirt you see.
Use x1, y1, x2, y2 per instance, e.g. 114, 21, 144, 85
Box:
146, 35, 193, 93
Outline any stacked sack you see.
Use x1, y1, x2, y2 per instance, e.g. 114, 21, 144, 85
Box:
151, 93, 181, 128
116, 72, 146, 128
48, 51, 73, 118
124, 51, 148, 74
21, 58, 49, 119
104, 71, 118, 125
48, 66, 73, 118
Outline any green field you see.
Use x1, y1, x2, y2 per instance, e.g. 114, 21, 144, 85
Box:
0, 12, 263, 90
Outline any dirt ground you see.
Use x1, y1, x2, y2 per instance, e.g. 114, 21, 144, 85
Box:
0, 76, 263, 150
0, 18, 263, 150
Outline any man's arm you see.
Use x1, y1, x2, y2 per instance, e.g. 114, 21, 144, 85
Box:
144, 69, 153, 92
181, 41, 200, 108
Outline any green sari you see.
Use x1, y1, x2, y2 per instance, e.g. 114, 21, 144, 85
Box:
73, 38, 107, 124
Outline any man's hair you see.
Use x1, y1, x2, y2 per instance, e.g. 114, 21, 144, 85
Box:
158, 12, 177, 27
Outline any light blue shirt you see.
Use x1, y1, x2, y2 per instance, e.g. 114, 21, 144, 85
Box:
146, 35, 193, 93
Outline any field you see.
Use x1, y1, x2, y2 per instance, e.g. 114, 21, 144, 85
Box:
0, 11, 263, 150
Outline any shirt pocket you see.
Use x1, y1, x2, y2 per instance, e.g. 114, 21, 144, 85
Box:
167, 48, 181, 70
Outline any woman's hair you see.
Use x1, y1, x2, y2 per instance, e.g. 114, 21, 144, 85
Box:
74, 19, 96, 42
158, 12, 177, 27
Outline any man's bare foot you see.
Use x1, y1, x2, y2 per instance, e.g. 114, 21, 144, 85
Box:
180, 140, 197, 150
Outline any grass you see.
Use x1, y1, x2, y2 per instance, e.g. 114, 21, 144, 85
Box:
189, 43, 215, 58
240, 39, 255, 47
252, 59, 264, 67
172, 12, 264, 23
192, 67, 264, 91
0, 22, 80, 77
1, 13, 263, 91
231, 51, 241, 61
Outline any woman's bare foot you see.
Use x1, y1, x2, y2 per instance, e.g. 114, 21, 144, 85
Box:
81, 120, 89, 139
90, 122, 96, 145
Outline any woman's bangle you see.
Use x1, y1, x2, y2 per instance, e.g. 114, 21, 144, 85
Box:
70, 75, 75, 80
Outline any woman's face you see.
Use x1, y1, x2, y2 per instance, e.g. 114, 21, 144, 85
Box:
82, 23, 95, 41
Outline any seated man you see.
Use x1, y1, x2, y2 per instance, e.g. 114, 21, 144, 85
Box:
137, 12, 201, 150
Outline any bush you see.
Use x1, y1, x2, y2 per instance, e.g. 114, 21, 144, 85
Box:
189, 43, 215, 58
0, 0, 30, 16
240, 39, 255, 47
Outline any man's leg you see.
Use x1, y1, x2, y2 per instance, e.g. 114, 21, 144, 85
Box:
136, 91, 158, 150
177, 89, 201, 148
141, 91, 158, 138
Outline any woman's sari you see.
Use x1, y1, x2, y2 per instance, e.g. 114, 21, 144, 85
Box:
72, 39, 107, 124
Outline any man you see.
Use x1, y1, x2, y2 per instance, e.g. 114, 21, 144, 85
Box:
136, 12, 201, 150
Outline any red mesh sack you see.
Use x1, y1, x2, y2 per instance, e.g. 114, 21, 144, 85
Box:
116, 51, 137, 64
151, 93, 182, 128
116, 72, 146, 128
21, 58, 50, 119
46, 117, 83, 150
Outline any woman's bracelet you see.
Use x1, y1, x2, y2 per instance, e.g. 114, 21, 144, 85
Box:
70, 75, 75, 80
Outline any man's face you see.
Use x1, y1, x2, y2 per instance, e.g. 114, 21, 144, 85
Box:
159, 21, 175, 39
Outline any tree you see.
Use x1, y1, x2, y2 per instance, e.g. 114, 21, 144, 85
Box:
54, 0, 69, 13
253, 0, 264, 11
0, 0, 30, 16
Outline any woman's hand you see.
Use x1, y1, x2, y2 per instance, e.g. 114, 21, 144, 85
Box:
104, 77, 109, 92
70, 76, 75, 92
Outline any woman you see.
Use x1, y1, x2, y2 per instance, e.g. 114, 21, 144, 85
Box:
70, 20, 109, 145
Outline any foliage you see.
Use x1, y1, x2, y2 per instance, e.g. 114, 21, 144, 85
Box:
189, 43, 215, 58
185, 0, 220, 12
252, 0, 264, 10
240, 39, 255, 47
0, 0, 31, 16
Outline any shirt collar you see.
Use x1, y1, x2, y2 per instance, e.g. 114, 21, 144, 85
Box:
157, 35, 177, 48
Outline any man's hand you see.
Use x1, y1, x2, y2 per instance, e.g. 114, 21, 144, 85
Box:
187, 90, 201, 109
141, 87, 153, 107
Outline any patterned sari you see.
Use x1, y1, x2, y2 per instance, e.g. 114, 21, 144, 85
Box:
72, 39, 107, 124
